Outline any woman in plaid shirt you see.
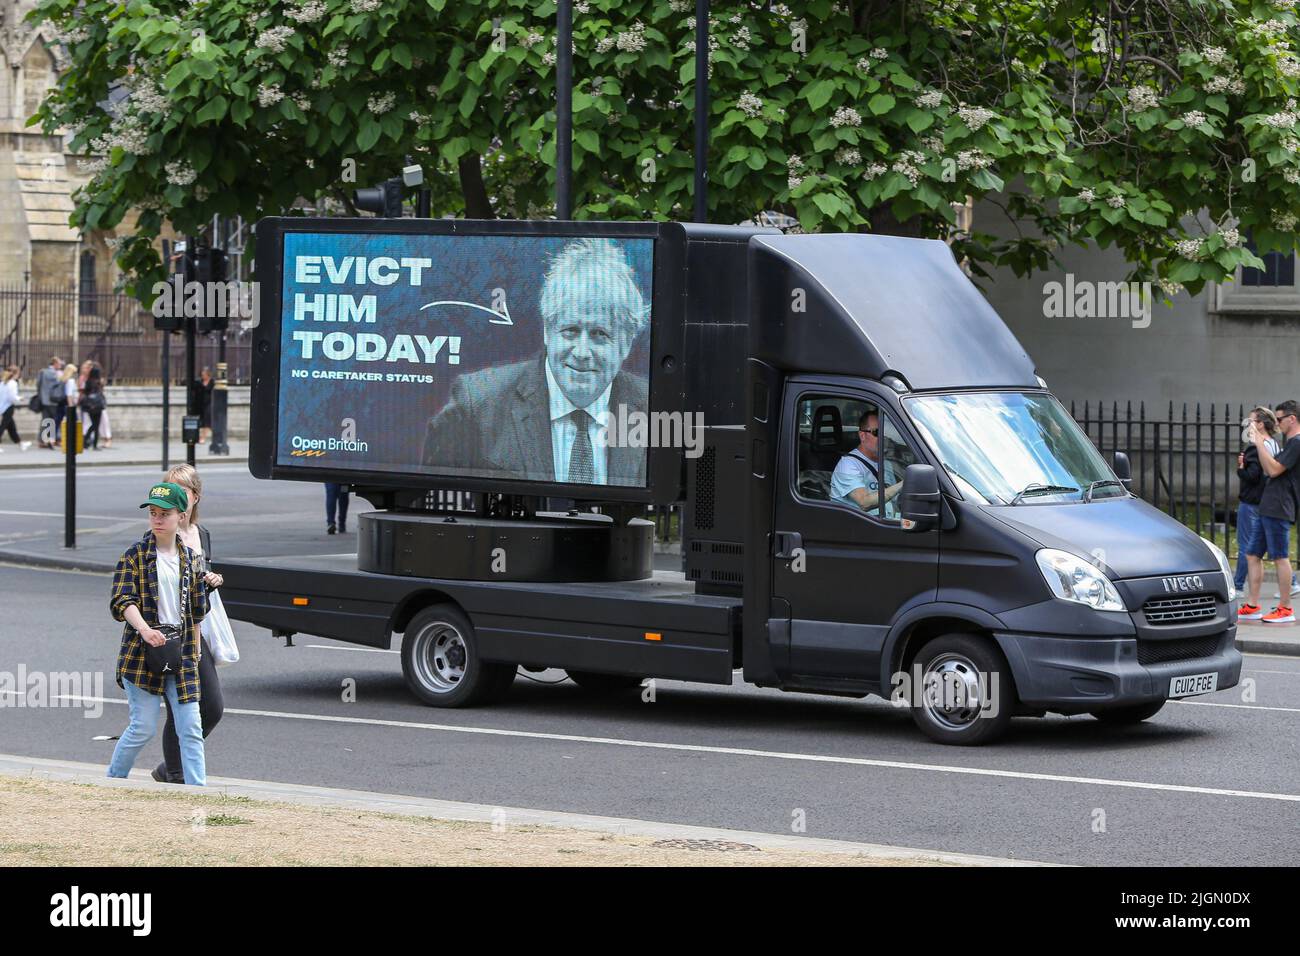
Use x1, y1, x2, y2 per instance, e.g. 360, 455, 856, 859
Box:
106, 482, 209, 786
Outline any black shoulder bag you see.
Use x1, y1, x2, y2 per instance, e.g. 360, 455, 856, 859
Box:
144, 551, 191, 677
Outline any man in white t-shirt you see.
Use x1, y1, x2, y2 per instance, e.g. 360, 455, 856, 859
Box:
831, 411, 903, 516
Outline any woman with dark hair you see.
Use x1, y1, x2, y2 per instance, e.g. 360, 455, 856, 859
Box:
1237, 406, 1281, 619
80, 365, 106, 450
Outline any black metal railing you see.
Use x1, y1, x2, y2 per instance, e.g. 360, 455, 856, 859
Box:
1072, 400, 1270, 560
0, 285, 251, 385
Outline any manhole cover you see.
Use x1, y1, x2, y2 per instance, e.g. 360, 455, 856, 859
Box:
650, 838, 760, 852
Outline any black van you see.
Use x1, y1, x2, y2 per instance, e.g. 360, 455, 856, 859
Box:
220, 222, 1242, 745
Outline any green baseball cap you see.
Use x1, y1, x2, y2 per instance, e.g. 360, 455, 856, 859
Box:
140, 481, 189, 512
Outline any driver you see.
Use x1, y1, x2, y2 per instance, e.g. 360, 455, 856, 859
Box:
831, 410, 903, 516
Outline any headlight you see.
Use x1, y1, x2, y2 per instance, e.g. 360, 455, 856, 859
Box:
1202, 538, 1236, 602
1035, 548, 1127, 612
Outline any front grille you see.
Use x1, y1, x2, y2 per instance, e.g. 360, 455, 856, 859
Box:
1142, 594, 1217, 625
1137, 634, 1223, 665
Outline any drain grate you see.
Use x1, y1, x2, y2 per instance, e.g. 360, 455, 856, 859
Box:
650, 838, 760, 852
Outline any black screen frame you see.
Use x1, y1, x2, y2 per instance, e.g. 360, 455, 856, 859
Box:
249, 216, 687, 504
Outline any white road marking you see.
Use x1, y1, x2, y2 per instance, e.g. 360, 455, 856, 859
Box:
306, 644, 398, 655
1168, 699, 1300, 714
0, 509, 128, 520
49, 694, 1300, 804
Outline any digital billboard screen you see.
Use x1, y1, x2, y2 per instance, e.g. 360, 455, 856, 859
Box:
250, 219, 684, 501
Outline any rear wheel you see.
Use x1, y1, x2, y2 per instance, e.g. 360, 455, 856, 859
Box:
565, 670, 646, 693
400, 604, 515, 707
907, 634, 1015, 746
1090, 700, 1165, 724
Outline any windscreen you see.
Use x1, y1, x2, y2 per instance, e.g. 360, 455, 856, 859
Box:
905, 391, 1122, 504
275, 231, 655, 488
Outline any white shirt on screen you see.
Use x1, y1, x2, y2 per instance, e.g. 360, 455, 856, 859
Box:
545, 360, 611, 484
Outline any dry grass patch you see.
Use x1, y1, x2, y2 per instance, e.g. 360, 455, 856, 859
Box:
0, 775, 955, 867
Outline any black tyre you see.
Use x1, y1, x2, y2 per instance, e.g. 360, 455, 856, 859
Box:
1090, 700, 1165, 724
907, 634, 1016, 745
565, 670, 646, 693
400, 604, 515, 707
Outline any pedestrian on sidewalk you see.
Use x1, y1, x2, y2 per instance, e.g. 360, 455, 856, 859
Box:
325, 482, 350, 534
54, 363, 78, 445
1234, 407, 1279, 599
35, 356, 63, 448
107, 481, 209, 786
0, 365, 32, 451
80, 365, 106, 450
196, 367, 214, 444
152, 464, 231, 784
1242, 401, 1300, 624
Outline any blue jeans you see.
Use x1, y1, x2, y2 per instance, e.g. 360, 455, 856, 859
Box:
325, 483, 349, 528
107, 677, 205, 786
1235, 502, 1261, 590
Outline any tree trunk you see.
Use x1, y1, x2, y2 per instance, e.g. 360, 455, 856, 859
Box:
458, 153, 495, 219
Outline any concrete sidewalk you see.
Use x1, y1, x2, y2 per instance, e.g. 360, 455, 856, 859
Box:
0, 753, 1040, 866
0, 439, 248, 470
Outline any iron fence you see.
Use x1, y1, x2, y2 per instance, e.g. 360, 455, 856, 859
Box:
0, 285, 251, 385
1072, 400, 1271, 560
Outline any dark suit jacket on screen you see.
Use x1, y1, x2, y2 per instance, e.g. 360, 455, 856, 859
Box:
421, 353, 648, 486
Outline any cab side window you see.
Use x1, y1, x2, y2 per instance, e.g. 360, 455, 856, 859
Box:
795, 394, 917, 523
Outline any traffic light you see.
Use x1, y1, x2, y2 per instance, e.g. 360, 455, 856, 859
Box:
195, 247, 229, 333
354, 177, 405, 218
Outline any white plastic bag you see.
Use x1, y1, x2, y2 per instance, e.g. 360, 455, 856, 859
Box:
202, 588, 240, 666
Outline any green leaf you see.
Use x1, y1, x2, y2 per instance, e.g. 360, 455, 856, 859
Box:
190, 58, 218, 81
195, 96, 227, 123
373, 48, 391, 70
904, 108, 933, 133
575, 128, 600, 154
163, 60, 192, 91
356, 115, 382, 152
392, 44, 412, 69
868, 93, 895, 115
746, 148, 766, 171
804, 79, 836, 111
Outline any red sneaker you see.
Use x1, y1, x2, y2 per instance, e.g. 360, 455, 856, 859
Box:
1262, 605, 1295, 624
1238, 603, 1264, 620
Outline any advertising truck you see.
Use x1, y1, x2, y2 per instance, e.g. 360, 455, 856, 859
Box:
218, 216, 1242, 744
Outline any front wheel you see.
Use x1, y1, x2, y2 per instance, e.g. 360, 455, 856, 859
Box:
400, 604, 515, 707
907, 634, 1016, 746
1090, 700, 1165, 724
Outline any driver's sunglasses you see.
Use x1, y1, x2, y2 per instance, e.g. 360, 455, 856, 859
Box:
860, 427, 880, 437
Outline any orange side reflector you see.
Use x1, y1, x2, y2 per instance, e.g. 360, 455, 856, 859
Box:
644, 632, 662, 642
292, 597, 309, 606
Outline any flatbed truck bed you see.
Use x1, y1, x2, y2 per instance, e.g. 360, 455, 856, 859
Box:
219, 554, 741, 686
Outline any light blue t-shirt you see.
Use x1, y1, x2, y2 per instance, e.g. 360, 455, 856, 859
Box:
831, 450, 898, 516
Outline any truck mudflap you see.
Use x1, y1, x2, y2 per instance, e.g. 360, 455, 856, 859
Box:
992, 629, 1242, 713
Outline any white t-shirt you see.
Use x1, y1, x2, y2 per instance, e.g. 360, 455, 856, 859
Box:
155, 549, 182, 627
0, 379, 17, 414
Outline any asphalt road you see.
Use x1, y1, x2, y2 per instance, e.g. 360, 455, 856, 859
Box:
2, 558, 1297, 866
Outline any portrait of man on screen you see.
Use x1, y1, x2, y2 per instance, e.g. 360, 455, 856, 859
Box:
420, 237, 651, 486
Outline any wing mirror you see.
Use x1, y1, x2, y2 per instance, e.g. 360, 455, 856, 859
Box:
900, 464, 941, 532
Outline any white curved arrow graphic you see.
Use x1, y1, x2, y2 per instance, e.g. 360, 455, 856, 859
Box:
418, 299, 513, 325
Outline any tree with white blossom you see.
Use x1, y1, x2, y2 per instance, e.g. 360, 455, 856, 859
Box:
25, 0, 1300, 299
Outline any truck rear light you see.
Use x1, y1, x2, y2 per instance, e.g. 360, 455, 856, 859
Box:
292, 597, 309, 606
644, 632, 662, 641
